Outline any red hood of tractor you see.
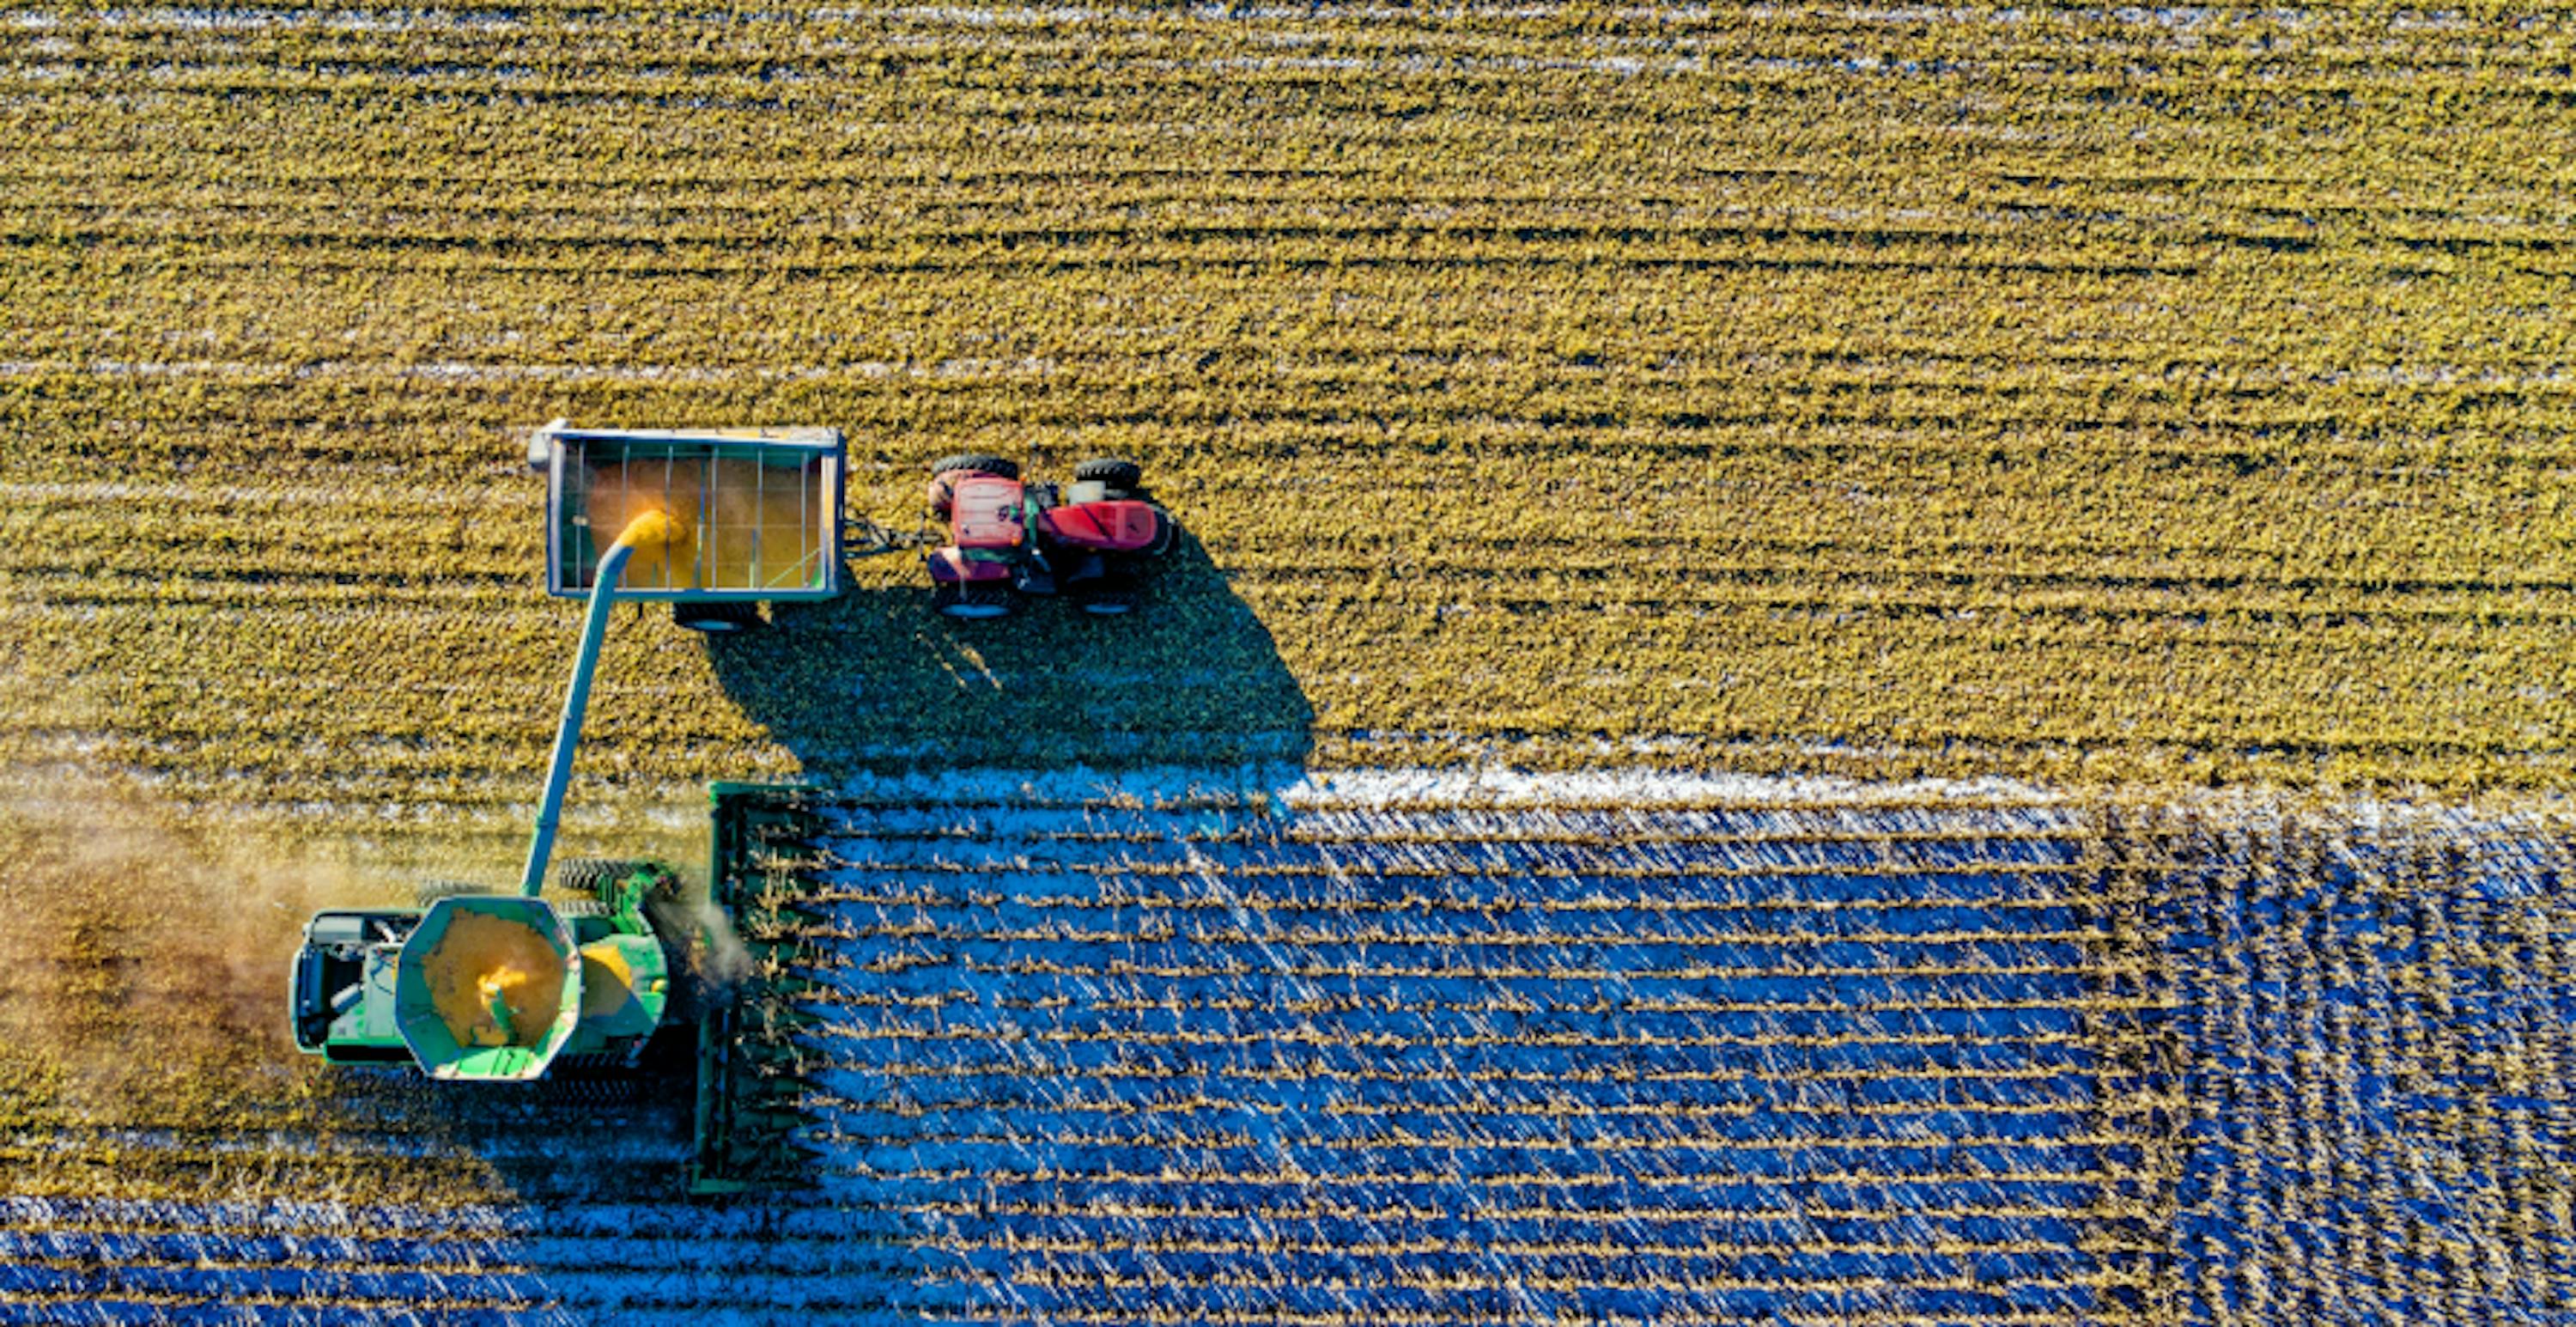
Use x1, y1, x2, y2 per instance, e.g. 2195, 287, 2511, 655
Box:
949, 475, 1026, 551
1040, 500, 1163, 552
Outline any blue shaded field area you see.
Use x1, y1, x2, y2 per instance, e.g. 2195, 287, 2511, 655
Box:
6, 776, 2571, 1325
800, 782, 2162, 1324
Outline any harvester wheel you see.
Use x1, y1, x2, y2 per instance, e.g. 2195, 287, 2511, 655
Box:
675, 601, 763, 634
1072, 458, 1144, 490
413, 880, 494, 907
547, 898, 611, 919
933, 581, 1013, 620
932, 454, 1019, 481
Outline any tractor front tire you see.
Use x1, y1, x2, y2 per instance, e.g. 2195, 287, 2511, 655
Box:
675, 601, 764, 634
929, 455, 1018, 520
1072, 458, 1144, 490
933, 581, 1014, 619
933, 454, 1020, 481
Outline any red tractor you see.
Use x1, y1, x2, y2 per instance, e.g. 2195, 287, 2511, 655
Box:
924, 455, 1179, 618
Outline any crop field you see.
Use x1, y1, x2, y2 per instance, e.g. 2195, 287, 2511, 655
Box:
3, 770, 2572, 1324
5, 2, 2576, 1324
9, 3, 2576, 828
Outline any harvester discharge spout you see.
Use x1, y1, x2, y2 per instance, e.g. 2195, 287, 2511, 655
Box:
519, 509, 689, 898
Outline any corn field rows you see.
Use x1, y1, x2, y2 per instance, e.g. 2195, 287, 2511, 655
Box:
9, 3, 2576, 815
3, 771, 2569, 1324
6, 3, 2573, 1322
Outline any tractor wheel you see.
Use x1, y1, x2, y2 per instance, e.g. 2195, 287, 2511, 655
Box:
557, 858, 665, 898
414, 880, 493, 907
933, 581, 1013, 619
675, 601, 763, 634
932, 454, 1020, 481
1072, 458, 1144, 490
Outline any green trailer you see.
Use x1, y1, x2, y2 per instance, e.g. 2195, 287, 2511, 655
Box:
286, 424, 836, 1193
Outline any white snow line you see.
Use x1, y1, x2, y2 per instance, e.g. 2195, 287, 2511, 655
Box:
815, 764, 2075, 813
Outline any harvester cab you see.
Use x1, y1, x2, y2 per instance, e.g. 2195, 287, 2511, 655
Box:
922, 454, 1180, 618
291, 863, 671, 1080
287, 423, 841, 1194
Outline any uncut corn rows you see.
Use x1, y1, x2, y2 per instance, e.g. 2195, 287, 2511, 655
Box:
11, 782, 2566, 1324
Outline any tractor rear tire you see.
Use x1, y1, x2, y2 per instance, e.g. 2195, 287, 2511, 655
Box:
675, 601, 763, 634
414, 880, 494, 907
1072, 458, 1144, 490
932, 454, 1020, 481
933, 581, 1014, 619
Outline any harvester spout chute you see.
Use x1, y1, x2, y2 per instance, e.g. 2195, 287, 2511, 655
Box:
519, 510, 688, 898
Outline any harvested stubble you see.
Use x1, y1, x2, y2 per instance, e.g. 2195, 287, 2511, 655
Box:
5, 7, 2576, 845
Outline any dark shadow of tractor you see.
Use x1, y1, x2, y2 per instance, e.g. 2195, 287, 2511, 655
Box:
707, 525, 1315, 778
